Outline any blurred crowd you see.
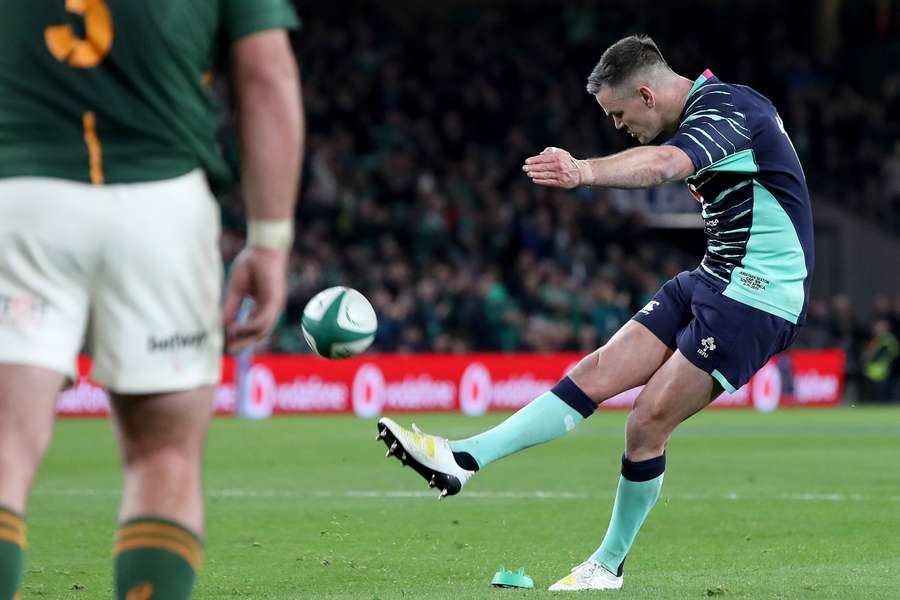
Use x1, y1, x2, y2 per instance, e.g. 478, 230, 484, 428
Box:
796, 294, 900, 402
215, 1, 899, 400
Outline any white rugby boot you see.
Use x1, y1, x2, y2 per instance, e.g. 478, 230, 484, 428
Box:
548, 559, 623, 591
376, 417, 474, 499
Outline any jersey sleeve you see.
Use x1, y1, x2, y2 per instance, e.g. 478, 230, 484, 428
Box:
665, 89, 753, 172
222, 0, 300, 43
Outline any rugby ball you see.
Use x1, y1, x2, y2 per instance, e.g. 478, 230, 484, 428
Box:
301, 287, 377, 359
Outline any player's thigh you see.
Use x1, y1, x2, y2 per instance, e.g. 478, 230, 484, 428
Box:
570, 271, 697, 401
110, 386, 215, 464
569, 320, 672, 401
631, 350, 720, 431
88, 170, 224, 395
0, 177, 99, 379
625, 350, 721, 460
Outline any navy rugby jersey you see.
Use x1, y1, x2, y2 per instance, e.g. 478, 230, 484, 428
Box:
664, 69, 814, 325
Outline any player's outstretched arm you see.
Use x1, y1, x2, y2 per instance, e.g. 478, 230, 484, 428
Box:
223, 29, 305, 353
522, 145, 694, 189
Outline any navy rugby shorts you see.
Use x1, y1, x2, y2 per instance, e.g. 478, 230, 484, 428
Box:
632, 270, 799, 393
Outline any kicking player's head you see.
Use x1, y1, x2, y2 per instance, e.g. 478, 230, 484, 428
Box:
587, 35, 681, 144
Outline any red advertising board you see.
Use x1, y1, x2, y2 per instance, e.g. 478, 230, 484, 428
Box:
56, 350, 844, 417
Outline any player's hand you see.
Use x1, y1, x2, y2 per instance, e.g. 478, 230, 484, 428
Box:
222, 246, 289, 353
522, 147, 591, 189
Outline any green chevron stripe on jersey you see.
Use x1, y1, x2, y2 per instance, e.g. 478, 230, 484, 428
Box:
693, 148, 759, 177
723, 181, 807, 324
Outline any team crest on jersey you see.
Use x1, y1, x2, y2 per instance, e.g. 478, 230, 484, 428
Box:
640, 300, 660, 315
697, 337, 716, 358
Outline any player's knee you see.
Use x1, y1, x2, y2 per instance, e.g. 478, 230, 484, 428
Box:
120, 436, 201, 473
0, 428, 51, 475
628, 398, 673, 436
625, 411, 670, 458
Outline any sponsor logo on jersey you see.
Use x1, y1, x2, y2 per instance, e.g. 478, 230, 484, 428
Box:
698, 336, 717, 358
640, 300, 660, 315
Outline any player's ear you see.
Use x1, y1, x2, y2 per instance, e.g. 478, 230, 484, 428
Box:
638, 86, 655, 109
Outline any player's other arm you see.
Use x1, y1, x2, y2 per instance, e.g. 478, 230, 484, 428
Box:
522, 145, 694, 189
234, 28, 304, 220
223, 29, 305, 352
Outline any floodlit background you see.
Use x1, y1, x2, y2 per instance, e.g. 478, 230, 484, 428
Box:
232, 0, 898, 403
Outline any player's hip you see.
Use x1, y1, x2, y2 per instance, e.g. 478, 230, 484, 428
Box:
632, 269, 799, 391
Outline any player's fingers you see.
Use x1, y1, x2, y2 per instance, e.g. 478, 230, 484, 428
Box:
227, 289, 281, 340
524, 155, 555, 165
225, 333, 257, 354
524, 167, 562, 178
224, 316, 268, 354
222, 281, 244, 326
530, 177, 564, 187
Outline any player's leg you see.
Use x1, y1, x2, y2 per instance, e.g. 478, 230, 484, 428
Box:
0, 366, 64, 600
377, 272, 697, 496
378, 320, 672, 496
549, 351, 721, 591
87, 171, 223, 600
588, 353, 721, 576
553, 278, 799, 591
109, 387, 214, 599
0, 177, 95, 599
449, 319, 672, 468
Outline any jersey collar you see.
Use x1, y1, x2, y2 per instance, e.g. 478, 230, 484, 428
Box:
685, 68, 716, 102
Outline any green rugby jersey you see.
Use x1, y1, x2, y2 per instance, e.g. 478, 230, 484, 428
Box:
0, 1, 299, 190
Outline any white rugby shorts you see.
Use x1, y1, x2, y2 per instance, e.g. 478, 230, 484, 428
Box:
0, 170, 223, 393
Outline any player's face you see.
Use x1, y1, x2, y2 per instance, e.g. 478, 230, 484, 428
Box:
595, 85, 662, 144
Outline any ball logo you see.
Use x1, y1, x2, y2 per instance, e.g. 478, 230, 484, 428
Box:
352, 363, 386, 418
751, 362, 781, 413
243, 364, 276, 419
459, 363, 493, 416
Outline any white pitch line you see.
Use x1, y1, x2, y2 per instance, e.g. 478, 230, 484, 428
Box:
29, 489, 900, 502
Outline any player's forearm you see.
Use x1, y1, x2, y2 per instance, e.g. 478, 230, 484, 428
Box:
578, 146, 688, 188
235, 34, 304, 221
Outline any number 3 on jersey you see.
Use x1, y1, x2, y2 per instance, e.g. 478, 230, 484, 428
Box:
45, 0, 113, 68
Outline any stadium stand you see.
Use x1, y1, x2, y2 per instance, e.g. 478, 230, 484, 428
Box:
215, 0, 899, 399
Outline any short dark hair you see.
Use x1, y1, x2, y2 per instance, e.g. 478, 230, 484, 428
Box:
586, 35, 668, 95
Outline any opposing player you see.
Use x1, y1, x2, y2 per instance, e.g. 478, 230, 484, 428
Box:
376, 35, 813, 591
0, 2, 302, 598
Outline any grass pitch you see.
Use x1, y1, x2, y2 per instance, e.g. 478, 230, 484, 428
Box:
23, 406, 900, 599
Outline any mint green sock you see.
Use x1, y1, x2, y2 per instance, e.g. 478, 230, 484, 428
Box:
591, 454, 666, 575
0, 505, 25, 600
449, 376, 595, 469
